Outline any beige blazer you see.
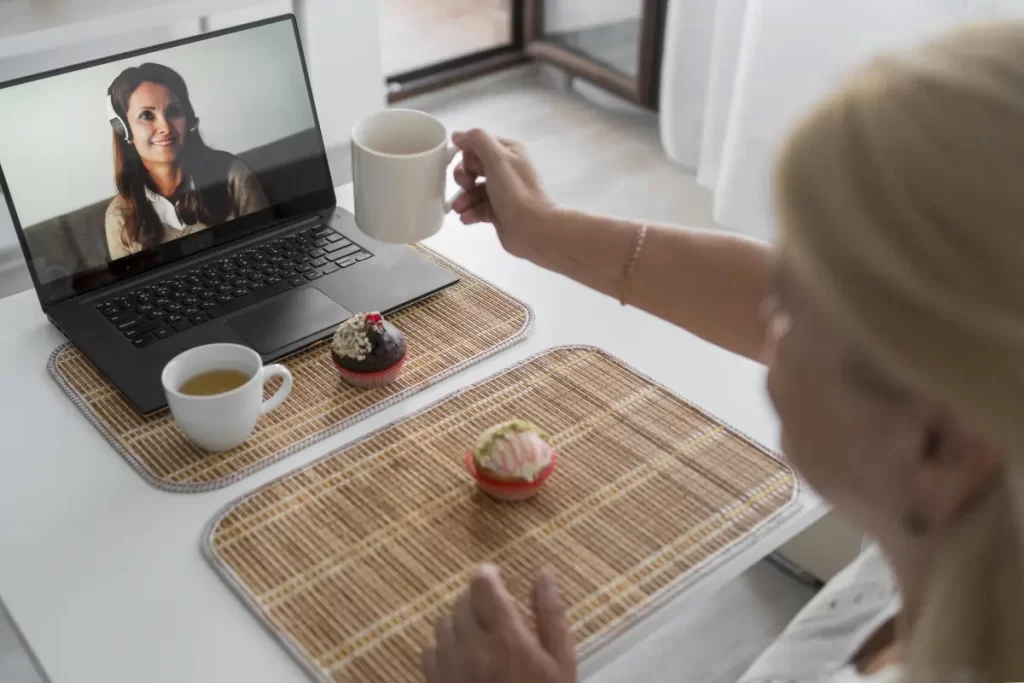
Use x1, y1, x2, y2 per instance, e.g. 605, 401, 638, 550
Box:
105, 156, 269, 261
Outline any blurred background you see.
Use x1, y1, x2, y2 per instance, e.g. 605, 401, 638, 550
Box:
6, 2, 1024, 682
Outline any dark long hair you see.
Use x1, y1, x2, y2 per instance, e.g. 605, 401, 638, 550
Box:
109, 63, 233, 250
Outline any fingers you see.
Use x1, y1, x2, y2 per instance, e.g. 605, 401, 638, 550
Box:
454, 151, 485, 192
460, 205, 493, 226
462, 150, 485, 177
425, 566, 565, 683
433, 615, 457, 676
421, 647, 439, 683
453, 153, 484, 187
533, 568, 576, 672
468, 565, 516, 632
452, 129, 507, 167
452, 592, 482, 643
451, 185, 486, 214
452, 186, 493, 225
453, 164, 478, 192
497, 137, 523, 153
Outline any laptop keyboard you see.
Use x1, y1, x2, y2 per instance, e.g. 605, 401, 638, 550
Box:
94, 224, 373, 348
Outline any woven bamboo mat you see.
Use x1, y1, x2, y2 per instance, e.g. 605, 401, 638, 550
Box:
47, 247, 532, 493
204, 346, 798, 683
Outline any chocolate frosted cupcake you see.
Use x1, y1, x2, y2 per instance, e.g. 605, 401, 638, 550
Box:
330, 312, 407, 388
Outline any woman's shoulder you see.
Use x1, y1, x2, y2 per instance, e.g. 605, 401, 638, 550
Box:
203, 149, 255, 181
105, 195, 130, 222
227, 156, 258, 184
104, 195, 134, 259
218, 152, 269, 212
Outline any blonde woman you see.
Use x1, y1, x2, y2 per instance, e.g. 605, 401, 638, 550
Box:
422, 21, 1024, 683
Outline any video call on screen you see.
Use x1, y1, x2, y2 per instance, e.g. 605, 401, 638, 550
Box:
0, 19, 328, 288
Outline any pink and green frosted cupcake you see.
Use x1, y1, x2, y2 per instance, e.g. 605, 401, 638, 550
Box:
464, 420, 557, 501
330, 312, 407, 389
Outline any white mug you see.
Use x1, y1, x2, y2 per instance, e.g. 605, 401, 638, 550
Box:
161, 344, 293, 452
351, 108, 463, 244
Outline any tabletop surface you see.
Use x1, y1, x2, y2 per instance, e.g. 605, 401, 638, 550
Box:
0, 184, 824, 683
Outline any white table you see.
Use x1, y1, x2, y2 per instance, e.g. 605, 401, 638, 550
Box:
0, 184, 825, 683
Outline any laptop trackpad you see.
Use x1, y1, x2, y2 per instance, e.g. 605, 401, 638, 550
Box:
227, 287, 350, 354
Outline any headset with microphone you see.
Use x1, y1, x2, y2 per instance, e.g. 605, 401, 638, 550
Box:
106, 89, 132, 142
106, 86, 200, 143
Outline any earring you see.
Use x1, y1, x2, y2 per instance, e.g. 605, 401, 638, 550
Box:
904, 509, 930, 537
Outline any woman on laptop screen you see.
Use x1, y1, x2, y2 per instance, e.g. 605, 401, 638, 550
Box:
104, 62, 269, 260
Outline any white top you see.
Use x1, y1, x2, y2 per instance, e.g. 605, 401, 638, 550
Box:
832, 665, 902, 683
144, 185, 186, 231
739, 544, 902, 683
0, 184, 827, 683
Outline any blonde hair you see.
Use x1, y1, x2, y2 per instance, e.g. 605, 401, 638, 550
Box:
775, 22, 1024, 683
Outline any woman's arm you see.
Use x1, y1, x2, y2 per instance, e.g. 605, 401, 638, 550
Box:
530, 209, 773, 361
450, 129, 773, 362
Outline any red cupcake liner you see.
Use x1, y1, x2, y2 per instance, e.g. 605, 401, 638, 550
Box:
333, 354, 407, 389
463, 450, 557, 501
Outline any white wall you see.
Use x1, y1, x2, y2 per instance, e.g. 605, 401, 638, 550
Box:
0, 22, 203, 84
294, 0, 385, 149
204, 1, 293, 31
201, 0, 387, 148
0, 20, 314, 227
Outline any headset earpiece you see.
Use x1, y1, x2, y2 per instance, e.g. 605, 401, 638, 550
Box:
106, 91, 131, 143
107, 86, 198, 141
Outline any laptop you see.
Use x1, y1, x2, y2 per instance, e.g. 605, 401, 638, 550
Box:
0, 15, 458, 414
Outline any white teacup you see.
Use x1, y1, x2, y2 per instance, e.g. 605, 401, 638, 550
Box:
351, 109, 463, 244
161, 344, 293, 452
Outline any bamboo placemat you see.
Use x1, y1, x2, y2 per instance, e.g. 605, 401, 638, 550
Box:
204, 346, 798, 683
47, 247, 533, 493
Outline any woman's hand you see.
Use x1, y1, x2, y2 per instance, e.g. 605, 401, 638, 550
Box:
422, 565, 577, 683
450, 129, 557, 261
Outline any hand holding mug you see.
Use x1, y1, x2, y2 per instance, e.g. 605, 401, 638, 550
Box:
449, 129, 557, 261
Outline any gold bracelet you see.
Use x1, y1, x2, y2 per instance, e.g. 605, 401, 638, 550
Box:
619, 222, 648, 306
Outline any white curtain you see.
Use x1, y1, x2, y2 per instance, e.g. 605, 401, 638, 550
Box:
659, 0, 1024, 242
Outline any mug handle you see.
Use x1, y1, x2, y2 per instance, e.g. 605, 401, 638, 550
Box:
443, 142, 466, 214
259, 364, 293, 416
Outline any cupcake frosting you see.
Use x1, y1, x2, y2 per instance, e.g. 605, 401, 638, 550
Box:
332, 313, 407, 373
332, 312, 383, 360
473, 420, 554, 482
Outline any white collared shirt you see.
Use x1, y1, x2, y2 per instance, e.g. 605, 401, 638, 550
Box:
144, 185, 186, 231
738, 544, 903, 683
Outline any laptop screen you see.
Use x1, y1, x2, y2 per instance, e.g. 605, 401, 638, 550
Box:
0, 16, 335, 306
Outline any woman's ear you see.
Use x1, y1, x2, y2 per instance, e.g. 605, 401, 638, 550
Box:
905, 416, 1002, 536
921, 426, 943, 461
